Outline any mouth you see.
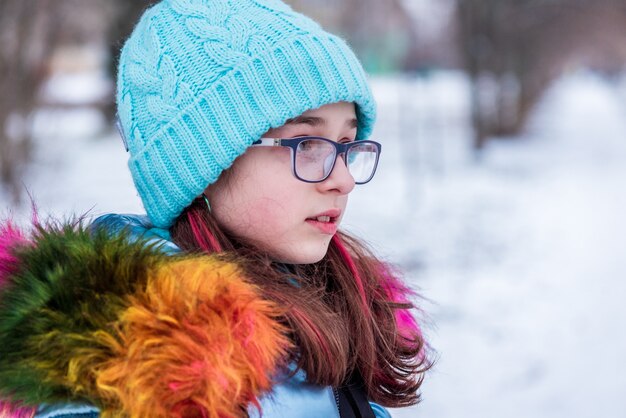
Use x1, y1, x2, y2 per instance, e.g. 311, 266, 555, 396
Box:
306, 214, 337, 224
305, 209, 341, 235
305, 209, 342, 224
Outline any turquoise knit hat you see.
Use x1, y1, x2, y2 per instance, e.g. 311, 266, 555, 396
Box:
116, 0, 377, 228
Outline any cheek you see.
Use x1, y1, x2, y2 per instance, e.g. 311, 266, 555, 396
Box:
209, 150, 324, 261
213, 177, 301, 243
254, 182, 307, 232
251, 202, 292, 244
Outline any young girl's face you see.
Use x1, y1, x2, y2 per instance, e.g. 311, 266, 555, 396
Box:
206, 101, 358, 264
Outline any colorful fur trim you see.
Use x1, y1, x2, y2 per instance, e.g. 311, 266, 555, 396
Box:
0, 221, 290, 417
0, 400, 36, 418
0, 221, 29, 292
0, 222, 37, 418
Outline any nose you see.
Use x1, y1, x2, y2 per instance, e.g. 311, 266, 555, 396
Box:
320, 153, 355, 194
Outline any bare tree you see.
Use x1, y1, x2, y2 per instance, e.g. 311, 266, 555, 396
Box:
457, 0, 626, 150
0, 0, 150, 203
0, 0, 62, 202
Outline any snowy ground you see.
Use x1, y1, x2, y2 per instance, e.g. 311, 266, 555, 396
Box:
2, 71, 626, 418
359, 73, 626, 418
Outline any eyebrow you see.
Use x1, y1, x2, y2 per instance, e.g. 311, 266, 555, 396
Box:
285, 115, 358, 129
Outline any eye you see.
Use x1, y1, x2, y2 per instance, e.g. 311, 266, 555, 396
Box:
298, 139, 314, 151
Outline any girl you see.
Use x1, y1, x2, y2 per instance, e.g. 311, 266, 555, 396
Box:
0, 0, 431, 417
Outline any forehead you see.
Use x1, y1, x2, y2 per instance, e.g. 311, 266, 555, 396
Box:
298, 101, 356, 120
284, 102, 357, 128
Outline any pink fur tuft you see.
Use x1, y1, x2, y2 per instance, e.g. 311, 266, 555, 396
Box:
0, 400, 36, 418
0, 221, 29, 291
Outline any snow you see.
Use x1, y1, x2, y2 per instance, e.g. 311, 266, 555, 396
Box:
40, 69, 112, 105
360, 72, 626, 418
2, 70, 626, 418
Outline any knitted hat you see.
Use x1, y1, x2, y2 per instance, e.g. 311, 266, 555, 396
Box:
116, 0, 377, 228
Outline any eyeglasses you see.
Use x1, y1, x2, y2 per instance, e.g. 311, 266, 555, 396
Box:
251, 136, 382, 184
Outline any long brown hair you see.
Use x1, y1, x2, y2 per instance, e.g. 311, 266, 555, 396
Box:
170, 197, 431, 407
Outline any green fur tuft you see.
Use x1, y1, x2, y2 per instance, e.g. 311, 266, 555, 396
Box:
0, 221, 168, 406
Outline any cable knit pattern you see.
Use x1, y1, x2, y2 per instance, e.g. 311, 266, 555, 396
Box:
117, 0, 377, 228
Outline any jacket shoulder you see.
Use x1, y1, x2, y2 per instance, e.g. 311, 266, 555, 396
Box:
0, 216, 289, 417
35, 404, 99, 418
90, 213, 180, 254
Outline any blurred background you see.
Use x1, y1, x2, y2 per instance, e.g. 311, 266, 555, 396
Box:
1, 1, 626, 417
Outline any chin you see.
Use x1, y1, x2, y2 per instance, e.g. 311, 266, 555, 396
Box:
278, 252, 325, 265
276, 243, 330, 265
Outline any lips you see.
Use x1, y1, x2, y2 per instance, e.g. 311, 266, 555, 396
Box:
310, 215, 332, 224
306, 209, 341, 235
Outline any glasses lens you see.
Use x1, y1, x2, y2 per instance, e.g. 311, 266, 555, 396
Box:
295, 138, 336, 181
346, 142, 379, 183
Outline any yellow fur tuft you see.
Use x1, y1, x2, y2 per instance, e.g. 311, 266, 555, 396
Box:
91, 258, 290, 418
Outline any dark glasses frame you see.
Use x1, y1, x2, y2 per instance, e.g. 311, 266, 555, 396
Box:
250, 136, 382, 184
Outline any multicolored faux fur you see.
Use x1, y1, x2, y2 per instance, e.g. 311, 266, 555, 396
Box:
0, 221, 29, 291
0, 220, 290, 418
0, 401, 36, 418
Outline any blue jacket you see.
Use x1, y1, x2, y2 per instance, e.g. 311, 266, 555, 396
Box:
9, 214, 391, 418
